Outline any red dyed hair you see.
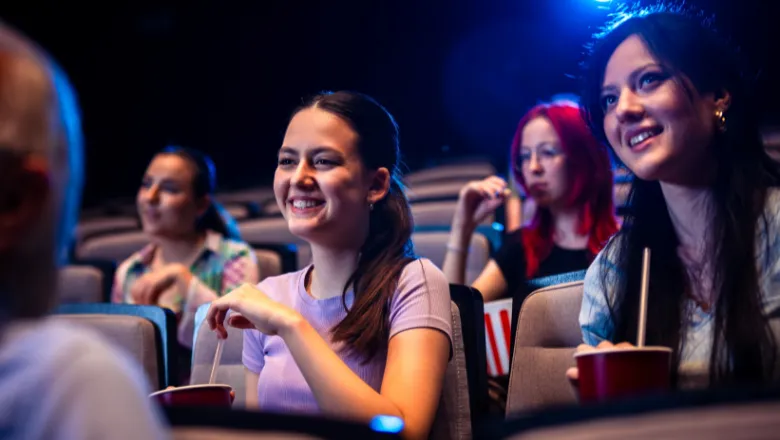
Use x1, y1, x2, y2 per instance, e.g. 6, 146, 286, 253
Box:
509, 100, 618, 278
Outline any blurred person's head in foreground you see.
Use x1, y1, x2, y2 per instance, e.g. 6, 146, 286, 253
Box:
0, 22, 83, 320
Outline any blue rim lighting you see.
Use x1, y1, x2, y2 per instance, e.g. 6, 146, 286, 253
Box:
370, 415, 404, 433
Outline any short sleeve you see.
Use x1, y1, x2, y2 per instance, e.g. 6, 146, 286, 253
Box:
389, 259, 453, 347
493, 230, 528, 296
242, 330, 266, 374
580, 238, 622, 346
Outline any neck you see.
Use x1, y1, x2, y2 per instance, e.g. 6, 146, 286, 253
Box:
660, 181, 713, 250
153, 231, 206, 265
308, 244, 361, 300
548, 204, 588, 249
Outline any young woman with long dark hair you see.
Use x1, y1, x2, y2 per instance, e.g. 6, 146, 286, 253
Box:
206, 91, 452, 439
113, 147, 258, 348
573, 5, 780, 387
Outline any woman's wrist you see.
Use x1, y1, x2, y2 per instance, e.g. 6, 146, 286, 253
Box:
446, 243, 469, 254
448, 221, 475, 253
278, 311, 307, 340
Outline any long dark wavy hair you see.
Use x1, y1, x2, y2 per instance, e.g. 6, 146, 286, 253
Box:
293, 91, 416, 362
581, 4, 780, 385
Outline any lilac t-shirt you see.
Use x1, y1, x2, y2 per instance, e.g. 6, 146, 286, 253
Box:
242, 258, 453, 414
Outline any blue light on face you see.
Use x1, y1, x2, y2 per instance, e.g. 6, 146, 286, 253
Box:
370, 415, 404, 433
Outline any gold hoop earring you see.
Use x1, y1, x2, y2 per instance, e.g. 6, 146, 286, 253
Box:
715, 109, 727, 132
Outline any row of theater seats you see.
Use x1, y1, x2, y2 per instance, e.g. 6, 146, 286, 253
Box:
52, 160, 651, 438
64, 226, 496, 302
54, 266, 780, 439
158, 387, 780, 439
64, 159, 506, 304
54, 282, 487, 438
76, 160, 632, 249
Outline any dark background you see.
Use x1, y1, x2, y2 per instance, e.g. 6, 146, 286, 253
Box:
2, 0, 778, 207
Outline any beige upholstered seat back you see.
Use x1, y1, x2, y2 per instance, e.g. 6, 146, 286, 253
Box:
506, 281, 583, 415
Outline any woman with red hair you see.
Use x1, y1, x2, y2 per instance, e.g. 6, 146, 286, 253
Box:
443, 99, 619, 303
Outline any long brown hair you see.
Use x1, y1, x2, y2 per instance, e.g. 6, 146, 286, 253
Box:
293, 91, 416, 362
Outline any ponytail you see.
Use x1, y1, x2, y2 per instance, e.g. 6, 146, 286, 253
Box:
196, 201, 242, 241
295, 90, 415, 363
331, 176, 416, 362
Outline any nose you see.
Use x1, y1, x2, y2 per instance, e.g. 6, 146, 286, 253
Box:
615, 88, 644, 124
528, 152, 544, 175
141, 184, 160, 205
291, 160, 316, 190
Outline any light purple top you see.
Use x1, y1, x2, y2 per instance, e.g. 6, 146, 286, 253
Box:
242, 258, 453, 414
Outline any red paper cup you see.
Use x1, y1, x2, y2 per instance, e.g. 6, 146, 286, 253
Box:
483, 298, 513, 377
575, 346, 672, 404
149, 384, 234, 408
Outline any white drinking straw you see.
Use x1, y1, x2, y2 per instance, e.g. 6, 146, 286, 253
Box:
209, 338, 225, 384
637, 247, 651, 347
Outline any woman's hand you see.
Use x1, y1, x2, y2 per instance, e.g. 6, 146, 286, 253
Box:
131, 263, 192, 306
453, 176, 511, 231
206, 283, 303, 339
565, 341, 636, 383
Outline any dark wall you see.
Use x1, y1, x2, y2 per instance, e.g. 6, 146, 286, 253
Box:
1, 0, 778, 207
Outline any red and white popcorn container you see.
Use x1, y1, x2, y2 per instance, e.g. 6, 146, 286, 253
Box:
483, 298, 513, 377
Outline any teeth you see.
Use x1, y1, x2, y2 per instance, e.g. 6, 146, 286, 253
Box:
630, 129, 660, 147
292, 200, 321, 209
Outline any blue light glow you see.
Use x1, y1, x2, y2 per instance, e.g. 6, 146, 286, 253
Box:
370, 415, 404, 433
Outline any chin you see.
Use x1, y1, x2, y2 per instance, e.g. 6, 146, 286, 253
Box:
142, 225, 160, 236
143, 224, 175, 239
532, 193, 556, 207
286, 219, 324, 240
621, 156, 667, 182
625, 162, 667, 182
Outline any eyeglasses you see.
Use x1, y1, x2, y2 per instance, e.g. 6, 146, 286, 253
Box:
513, 144, 564, 172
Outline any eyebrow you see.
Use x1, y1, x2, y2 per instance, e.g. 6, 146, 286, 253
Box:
520, 142, 560, 151
601, 62, 663, 94
143, 174, 184, 183
278, 146, 342, 156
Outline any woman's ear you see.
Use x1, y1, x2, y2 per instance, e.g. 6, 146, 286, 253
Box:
714, 89, 732, 112
367, 167, 391, 206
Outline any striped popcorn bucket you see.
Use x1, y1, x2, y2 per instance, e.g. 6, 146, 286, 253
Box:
484, 298, 513, 377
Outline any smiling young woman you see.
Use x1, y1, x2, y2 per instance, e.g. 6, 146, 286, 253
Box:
204, 91, 452, 440
572, 4, 780, 388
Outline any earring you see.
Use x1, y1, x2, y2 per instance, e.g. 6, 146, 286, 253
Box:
369, 203, 374, 211
715, 109, 727, 132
